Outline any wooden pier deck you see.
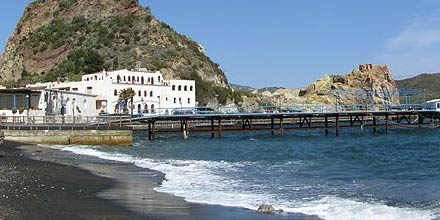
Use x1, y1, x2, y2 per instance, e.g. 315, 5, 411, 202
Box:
128, 110, 440, 140
2, 110, 439, 141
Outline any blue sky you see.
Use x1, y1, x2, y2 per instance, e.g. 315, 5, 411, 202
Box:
1, 1, 440, 88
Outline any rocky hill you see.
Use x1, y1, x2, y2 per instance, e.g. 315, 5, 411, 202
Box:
299, 64, 400, 105
237, 64, 400, 108
0, 0, 229, 105
396, 73, 440, 100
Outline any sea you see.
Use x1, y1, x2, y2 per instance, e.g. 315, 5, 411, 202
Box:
58, 128, 440, 220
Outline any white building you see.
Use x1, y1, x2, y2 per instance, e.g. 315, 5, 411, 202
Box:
27, 69, 196, 115
42, 89, 97, 117
0, 88, 96, 118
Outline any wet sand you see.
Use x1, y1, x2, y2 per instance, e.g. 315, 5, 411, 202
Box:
1, 141, 321, 220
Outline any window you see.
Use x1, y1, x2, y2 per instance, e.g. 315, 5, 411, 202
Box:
179, 98, 182, 103
150, 91, 153, 97
114, 89, 118, 96
138, 90, 141, 96
132, 76, 135, 82
141, 77, 144, 84
174, 98, 177, 103
117, 75, 121, 83
172, 85, 176, 91
148, 77, 151, 83
137, 76, 139, 82
124, 76, 126, 81
144, 91, 147, 97
72, 88, 78, 91
158, 76, 161, 82
190, 86, 193, 91
128, 76, 131, 81
151, 104, 155, 113
178, 85, 181, 91
188, 98, 191, 104
184, 86, 187, 91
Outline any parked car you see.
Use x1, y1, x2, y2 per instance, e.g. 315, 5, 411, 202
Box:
194, 107, 215, 114
172, 109, 195, 115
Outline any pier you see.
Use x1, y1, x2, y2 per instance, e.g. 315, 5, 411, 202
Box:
1, 108, 440, 143
133, 110, 440, 140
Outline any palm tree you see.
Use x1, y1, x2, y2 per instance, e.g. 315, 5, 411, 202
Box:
118, 88, 135, 115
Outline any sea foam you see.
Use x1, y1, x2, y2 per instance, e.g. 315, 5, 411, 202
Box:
60, 145, 435, 220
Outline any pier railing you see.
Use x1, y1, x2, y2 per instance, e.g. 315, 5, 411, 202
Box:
0, 115, 133, 130
0, 103, 429, 129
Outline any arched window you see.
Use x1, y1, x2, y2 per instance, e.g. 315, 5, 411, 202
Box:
132, 76, 135, 83
148, 77, 151, 83
141, 77, 144, 84
174, 98, 177, 103
137, 104, 142, 113
144, 91, 147, 97
172, 85, 176, 91
188, 98, 191, 104
137, 76, 139, 82
150, 91, 153, 97
158, 76, 161, 82
178, 85, 182, 91
144, 104, 149, 113
94, 75, 97, 80
184, 86, 187, 91
115, 104, 119, 113
151, 104, 155, 113
151, 78, 154, 84
190, 86, 193, 91
114, 89, 118, 96
117, 75, 121, 83
138, 90, 141, 96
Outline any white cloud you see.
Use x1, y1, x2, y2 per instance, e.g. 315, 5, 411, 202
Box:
378, 6, 440, 79
386, 16, 440, 50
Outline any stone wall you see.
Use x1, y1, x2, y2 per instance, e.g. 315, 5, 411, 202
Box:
3, 130, 133, 146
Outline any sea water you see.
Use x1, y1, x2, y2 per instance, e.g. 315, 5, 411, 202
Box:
61, 128, 440, 220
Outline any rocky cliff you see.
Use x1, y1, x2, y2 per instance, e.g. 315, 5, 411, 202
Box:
299, 64, 400, 105
0, 0, 229, 104
237, 64, 400, 108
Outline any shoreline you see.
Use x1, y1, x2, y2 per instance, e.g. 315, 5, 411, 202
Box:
0, 140, 151, 220
1, 141, 321, 220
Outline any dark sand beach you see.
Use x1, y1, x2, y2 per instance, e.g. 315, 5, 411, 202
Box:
0, 141, 320, 220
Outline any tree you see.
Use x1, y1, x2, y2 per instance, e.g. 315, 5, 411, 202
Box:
118, 88, 135, 115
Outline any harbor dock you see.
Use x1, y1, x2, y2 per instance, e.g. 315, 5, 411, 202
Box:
2, 108, 439, 144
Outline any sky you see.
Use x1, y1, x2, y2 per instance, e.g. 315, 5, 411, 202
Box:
1, 1, 440, 88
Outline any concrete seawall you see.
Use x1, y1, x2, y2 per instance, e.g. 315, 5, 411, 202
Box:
3, 130, 133, 146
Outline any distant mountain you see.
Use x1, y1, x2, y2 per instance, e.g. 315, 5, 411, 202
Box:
229, 83, 256, 92
257, 87, 286, 93
396, 73, 440, 99
229, 84, 286, 93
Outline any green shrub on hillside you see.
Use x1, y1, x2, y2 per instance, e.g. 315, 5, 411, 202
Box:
59, 0, 77, 11
46, 49, 106, 81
